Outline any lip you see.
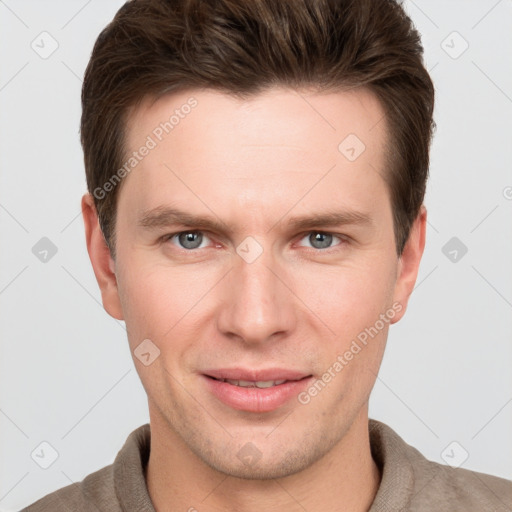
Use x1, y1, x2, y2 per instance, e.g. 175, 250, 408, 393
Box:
203, 368, 310, 382
201, 368, 313, 413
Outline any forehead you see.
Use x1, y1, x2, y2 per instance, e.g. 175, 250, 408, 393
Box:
119, 86, 390, 221
125, 85, 387, 158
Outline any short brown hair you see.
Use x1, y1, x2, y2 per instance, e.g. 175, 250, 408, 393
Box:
81, 0, 435, 258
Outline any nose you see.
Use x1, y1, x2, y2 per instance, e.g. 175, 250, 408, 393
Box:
216, 245, 297, 346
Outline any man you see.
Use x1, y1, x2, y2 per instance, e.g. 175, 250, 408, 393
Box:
22, 0, 511, 510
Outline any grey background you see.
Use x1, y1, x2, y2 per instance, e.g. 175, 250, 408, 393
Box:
1, 1, 511, 510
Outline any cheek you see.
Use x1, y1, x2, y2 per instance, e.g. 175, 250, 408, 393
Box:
296, 265, 395, 405
291, 258, 396, 341
116, 259, 218, 348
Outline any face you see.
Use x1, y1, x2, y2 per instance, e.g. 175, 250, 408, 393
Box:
84, 86, 425, 479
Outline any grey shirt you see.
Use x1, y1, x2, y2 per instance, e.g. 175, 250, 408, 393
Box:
21, 419, 512, 511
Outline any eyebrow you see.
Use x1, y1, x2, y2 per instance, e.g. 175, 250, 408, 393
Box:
137, 206, 373, 233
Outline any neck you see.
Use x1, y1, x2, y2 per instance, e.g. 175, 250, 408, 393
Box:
146, 405, 380, 512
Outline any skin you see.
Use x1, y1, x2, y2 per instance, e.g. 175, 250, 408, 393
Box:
83, 86, 426, 512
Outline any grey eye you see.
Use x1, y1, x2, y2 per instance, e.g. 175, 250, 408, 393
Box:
308, 232, 334, 249
177, 231, 204, 249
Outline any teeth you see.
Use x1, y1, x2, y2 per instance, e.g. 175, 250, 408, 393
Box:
223, 379, 287, 388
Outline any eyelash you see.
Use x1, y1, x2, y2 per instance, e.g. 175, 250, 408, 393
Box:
160, 230, 347, 252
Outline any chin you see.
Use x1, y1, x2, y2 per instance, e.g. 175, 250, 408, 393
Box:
190, 434, 331, 481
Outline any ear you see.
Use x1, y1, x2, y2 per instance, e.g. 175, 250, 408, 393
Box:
81, 193, 124, 320
390, 205, 427, 324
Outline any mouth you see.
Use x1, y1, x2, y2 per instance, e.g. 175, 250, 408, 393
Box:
202, 369, 313, 412
206, 377, 290, 388
203, 368, 311, 382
